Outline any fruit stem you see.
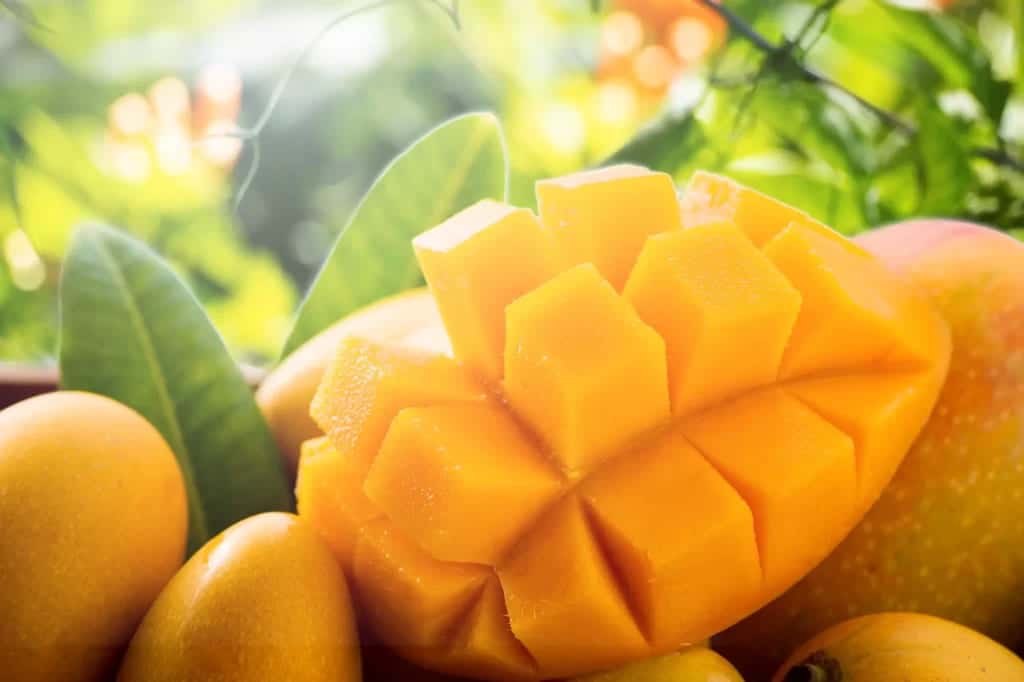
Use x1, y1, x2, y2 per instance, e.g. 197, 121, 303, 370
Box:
783, 665, 828, 682
782, 651, 842, 682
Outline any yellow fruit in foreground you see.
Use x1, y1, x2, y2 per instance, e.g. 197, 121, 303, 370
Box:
118, 512, 360, 682
574, 648, 744, 682
773, 612, 1024, 681
257, 288, 447, 474
0, 391, 187, 682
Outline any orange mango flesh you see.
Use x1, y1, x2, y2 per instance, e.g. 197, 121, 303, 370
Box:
536, 165, 682, 290
299, 167, 951, 680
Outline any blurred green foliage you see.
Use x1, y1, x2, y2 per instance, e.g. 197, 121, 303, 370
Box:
1, 0, 1023, 365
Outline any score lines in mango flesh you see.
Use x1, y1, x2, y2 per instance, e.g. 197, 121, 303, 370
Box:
297, 166, 952, 680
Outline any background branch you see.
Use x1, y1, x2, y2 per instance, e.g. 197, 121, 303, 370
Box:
215, 0, 461, 211
974, 146, 1024, 173
695, 0, 916, 135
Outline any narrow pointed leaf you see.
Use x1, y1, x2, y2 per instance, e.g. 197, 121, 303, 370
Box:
280, 112, 508, 359
59, 224, 292, 554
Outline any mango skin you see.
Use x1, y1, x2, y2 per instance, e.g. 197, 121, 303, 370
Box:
573, 648, 744, 682
0, 391, 187, 682
118, 512, 360, 682
257, 288, 447, 475
719, 221, 1024, 676
773, 613, 1024, 681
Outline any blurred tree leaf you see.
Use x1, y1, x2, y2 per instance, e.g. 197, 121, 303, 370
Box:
874, 2, 1011, 122
281, 112, 508, 359
59, 224, 292, 554
912, 99, 972, 217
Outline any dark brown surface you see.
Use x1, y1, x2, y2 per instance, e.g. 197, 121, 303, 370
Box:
0, 365, 58, 409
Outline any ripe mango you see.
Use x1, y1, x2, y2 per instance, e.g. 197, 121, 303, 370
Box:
773, 613, 1024, 681
298, 168, 950, 679
257, 288, 447, 474
0, 391, 187, 682
118, 512, 360, 682
573, 648, 744, 682
718, 221, 1024, 677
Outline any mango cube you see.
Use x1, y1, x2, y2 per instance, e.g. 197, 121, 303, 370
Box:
295, 436, 380, 568
537, 164, 682, 289
580, 429, 762, 648
763, 221, 933, 378
680, 170, 828, 246
310, 337, 486, 476
443, 577, 539, 681
351, 519, 489, 650
504, 264, 670, 477
681, 388, 857, 587
364, 402, 563, 564
414, 200, 558, 383
625, 222, 802, 414
298, 166, 952, 681
498, 496, 649, 678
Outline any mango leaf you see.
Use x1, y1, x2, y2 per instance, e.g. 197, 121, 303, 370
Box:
281, 112, 508, 359
59, 224, 292, 554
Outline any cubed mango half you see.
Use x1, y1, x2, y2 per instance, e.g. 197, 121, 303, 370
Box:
298, 167, 951, 680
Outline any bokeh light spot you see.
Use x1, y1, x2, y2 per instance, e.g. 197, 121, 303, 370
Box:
601, 11, 644, 58
109, 93, 152, 137
596, 80, 637, 124
541, 105, 587, 155
149, 77, 191, 123
198, 63, 243, 104
4, 230, 45, 291
670, 17, 713, 63
633, 44, 677, 89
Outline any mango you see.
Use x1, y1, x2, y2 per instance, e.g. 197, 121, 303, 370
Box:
773, 613, 1024, 681
257, 288, 447, 474
0, 391, 187, 682
573, 648, 744, 682
117, 512, 360, 682
298, 168, 950, 680
718, 221, 1024, 677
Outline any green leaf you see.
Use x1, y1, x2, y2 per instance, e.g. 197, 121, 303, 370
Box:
873, 3, 1010, 123
280, 112, 508, 359
59, 224, 292, 554
912, 99, 972, 217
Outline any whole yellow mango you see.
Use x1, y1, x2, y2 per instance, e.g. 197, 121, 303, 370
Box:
0, 391, 187, 682
773, 613, 1024, 681
257, 288, 447, 475
118, 512, 360, 682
